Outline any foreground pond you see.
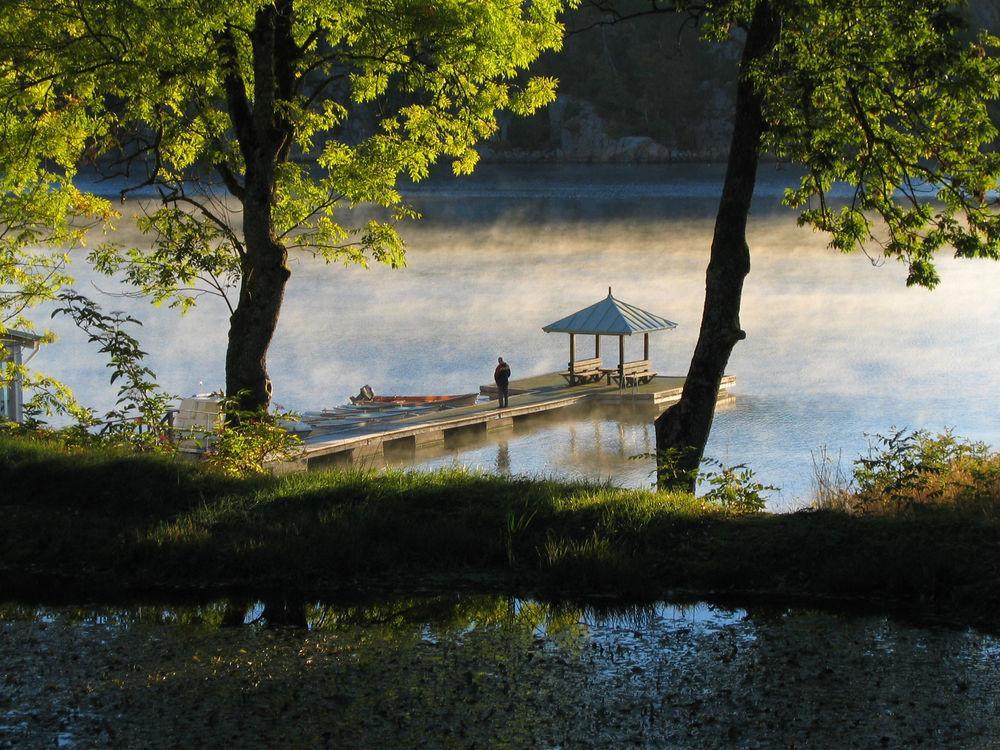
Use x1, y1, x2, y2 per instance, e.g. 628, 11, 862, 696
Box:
1, 596, 997, 748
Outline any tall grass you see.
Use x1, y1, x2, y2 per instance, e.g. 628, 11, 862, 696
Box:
1, 430, 998, 629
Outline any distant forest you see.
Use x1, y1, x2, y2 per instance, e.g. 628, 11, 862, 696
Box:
485, 0, 1000, 162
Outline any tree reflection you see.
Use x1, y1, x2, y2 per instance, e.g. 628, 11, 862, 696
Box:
1, 598, 996, 747
261, 599, 308, 628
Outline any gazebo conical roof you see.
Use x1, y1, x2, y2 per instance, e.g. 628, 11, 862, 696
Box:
542, 289, 677, 336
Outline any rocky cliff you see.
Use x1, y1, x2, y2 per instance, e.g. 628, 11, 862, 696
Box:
481, 0, 999, 164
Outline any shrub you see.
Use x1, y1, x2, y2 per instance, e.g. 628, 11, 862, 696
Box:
51, 291, 174, 453
810, 428, 998, 517
203, 401, 303, 477
634, 449, 777, 514
852, 428, 995, 514
700, 459, 776, 514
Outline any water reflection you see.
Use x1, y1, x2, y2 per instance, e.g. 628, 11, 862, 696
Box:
1, 595, 997, 748
389, 402, 705, 490
495, 441, 511, 476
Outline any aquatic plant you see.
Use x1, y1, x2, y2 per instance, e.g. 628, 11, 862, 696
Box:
504, 507, 538, 567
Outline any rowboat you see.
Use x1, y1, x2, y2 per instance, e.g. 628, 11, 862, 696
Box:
348, 393, 479, 408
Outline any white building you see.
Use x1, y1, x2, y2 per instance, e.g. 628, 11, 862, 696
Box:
1, 330, 42, 423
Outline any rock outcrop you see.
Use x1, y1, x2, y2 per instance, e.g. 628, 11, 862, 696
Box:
481, 96, 729, 163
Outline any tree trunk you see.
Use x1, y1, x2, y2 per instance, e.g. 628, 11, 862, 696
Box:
654, 1, 780, 491
225, 194, 290, 413
220, 2, 296, 415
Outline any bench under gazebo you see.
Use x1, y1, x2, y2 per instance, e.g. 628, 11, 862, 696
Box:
542, 288, 677, 387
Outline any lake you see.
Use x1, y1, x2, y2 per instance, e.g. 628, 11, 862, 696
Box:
36, 164, 1000, 507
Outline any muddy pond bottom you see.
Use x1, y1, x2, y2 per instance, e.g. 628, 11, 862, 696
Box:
1, 596, 997, 749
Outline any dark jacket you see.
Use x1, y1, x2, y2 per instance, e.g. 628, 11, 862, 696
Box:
494, 362, 511, 386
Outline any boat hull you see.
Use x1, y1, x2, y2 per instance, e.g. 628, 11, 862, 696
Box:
348, 393, 478, 408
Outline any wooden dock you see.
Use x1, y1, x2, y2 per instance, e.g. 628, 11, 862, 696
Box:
291, 373, 735, 470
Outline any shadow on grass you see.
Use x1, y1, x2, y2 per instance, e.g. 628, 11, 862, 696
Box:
2, 435, 998, 629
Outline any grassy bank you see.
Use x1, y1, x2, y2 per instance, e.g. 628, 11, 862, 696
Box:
1, 433, 998, 629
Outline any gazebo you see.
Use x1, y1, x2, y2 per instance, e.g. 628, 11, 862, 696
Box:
542, 288, 677, 386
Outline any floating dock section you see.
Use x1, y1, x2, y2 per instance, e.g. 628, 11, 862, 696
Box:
291, 373, 735, 471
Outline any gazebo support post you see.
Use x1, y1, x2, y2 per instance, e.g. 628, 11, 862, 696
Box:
569, 333, 576, 384
618, 335, 625, 388
644, 333, 649, 360
595, 335, 600, 358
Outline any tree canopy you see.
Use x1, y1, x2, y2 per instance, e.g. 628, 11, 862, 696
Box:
0, 0, 572, 411
601, 0, 1000, 488
758, 0, 999, 287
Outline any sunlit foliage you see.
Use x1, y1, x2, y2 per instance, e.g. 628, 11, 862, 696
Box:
0, 0, 574, 408
755, 0, 1000, 286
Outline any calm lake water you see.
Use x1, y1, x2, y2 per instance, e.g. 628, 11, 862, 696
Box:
36, 164, 1000, 506
1, 596, 997, 748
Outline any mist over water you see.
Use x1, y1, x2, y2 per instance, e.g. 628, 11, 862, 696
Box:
36, 165, 1000, 506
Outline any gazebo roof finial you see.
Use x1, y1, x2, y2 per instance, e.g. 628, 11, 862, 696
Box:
608, 286, 612, 298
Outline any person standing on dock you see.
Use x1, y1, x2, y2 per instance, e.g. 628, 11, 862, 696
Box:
494, 357, 511, 408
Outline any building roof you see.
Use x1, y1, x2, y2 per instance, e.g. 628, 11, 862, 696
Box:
542, 289, 678, 336
1, 329, 42, 345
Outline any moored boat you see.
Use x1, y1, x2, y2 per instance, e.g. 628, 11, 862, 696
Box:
348, 393, 479, 408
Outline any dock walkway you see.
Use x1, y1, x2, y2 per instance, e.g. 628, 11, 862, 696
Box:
293, 373, 735, 470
